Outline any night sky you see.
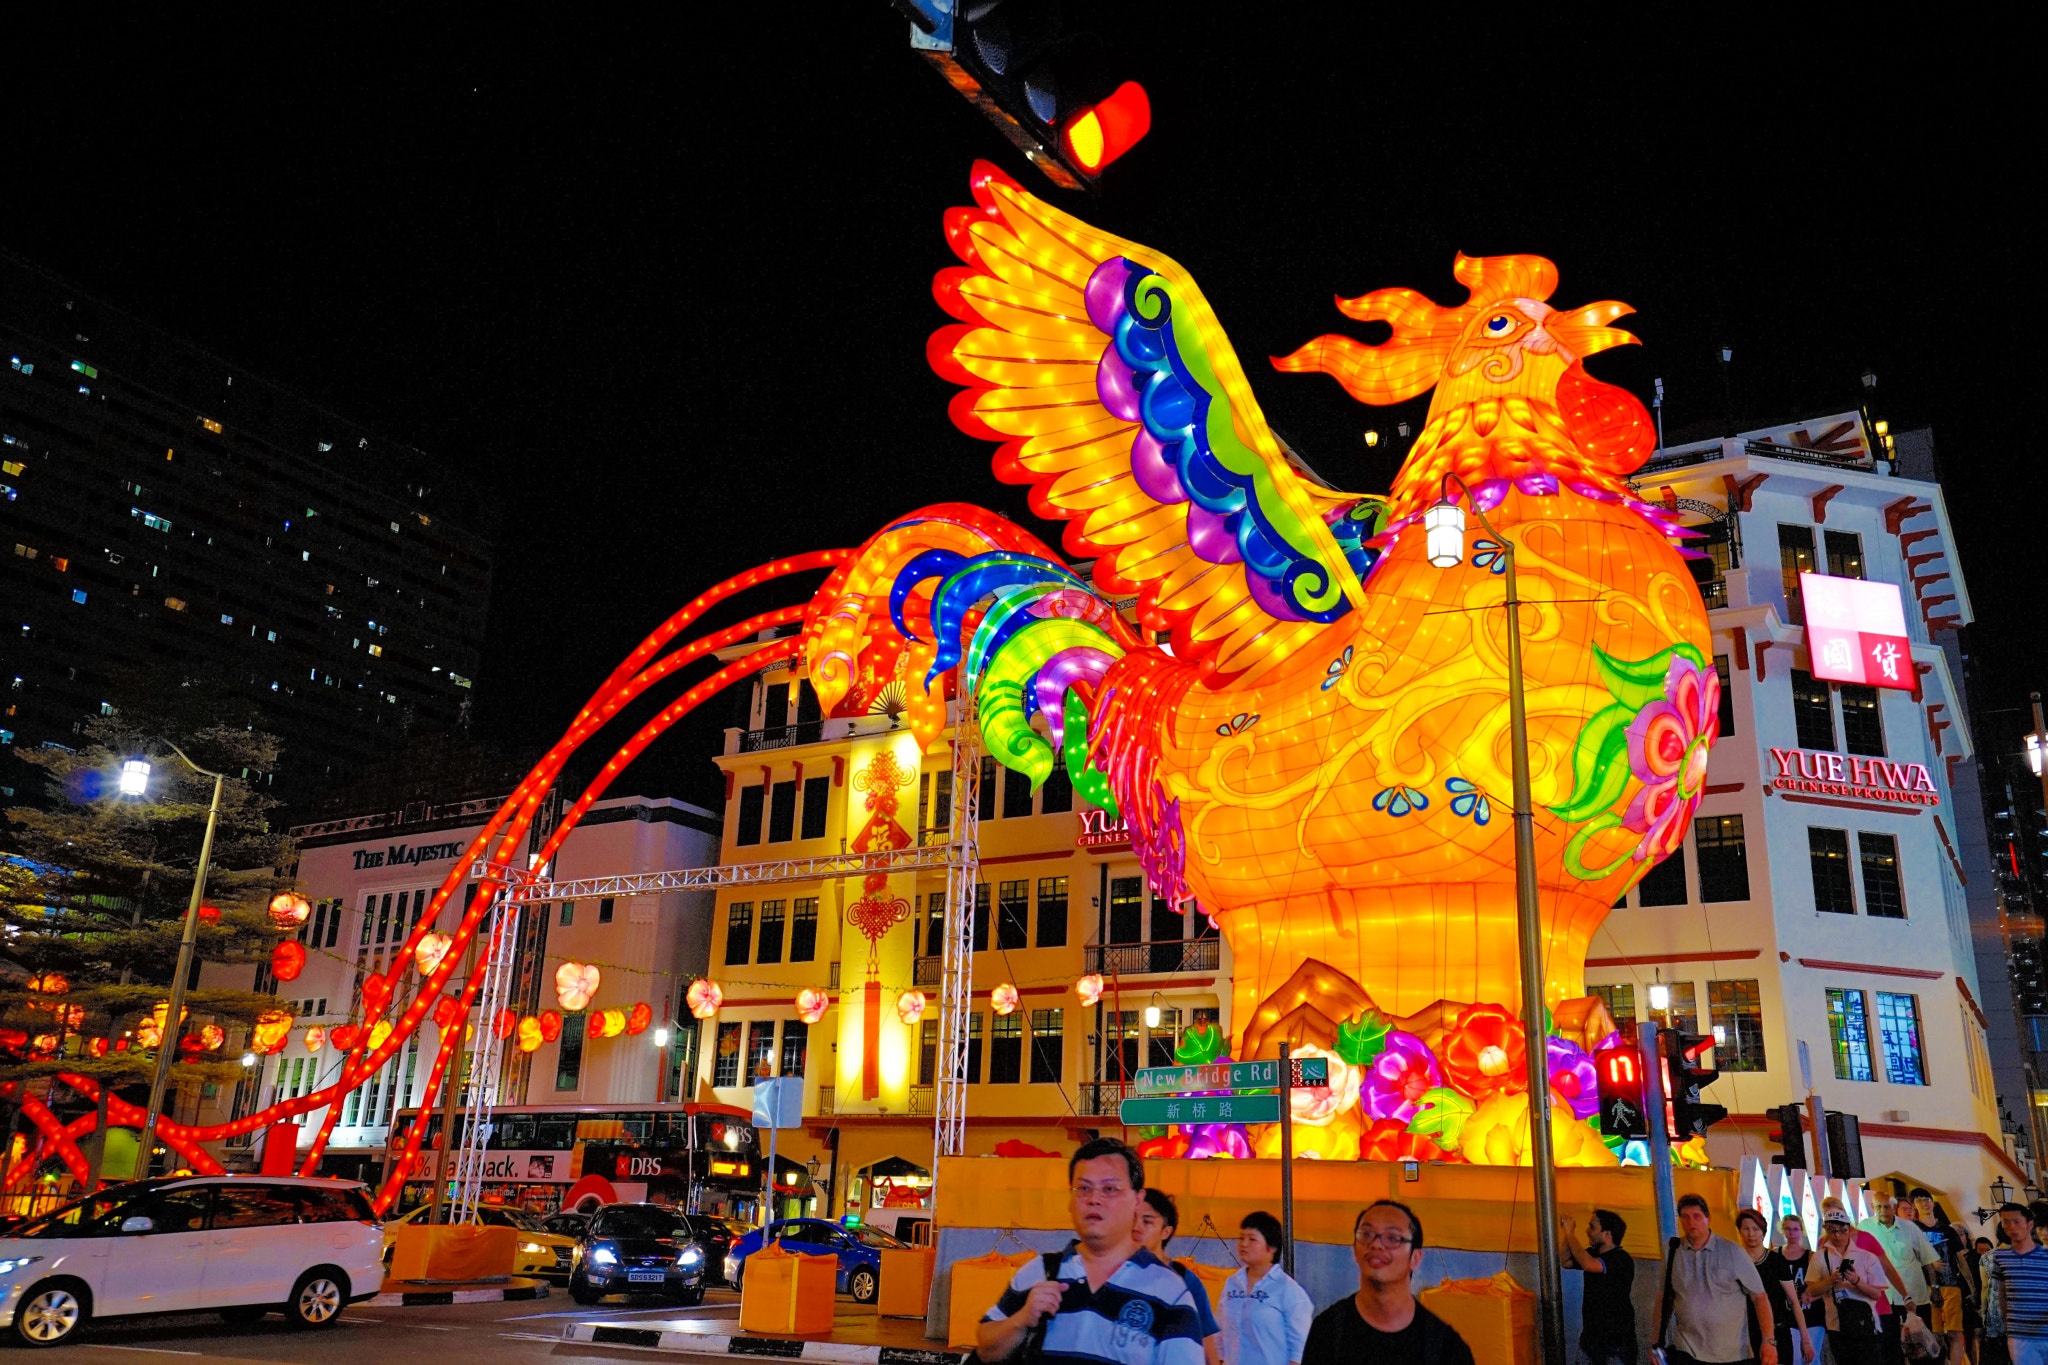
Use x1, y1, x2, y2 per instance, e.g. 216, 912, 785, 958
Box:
3, 16, 2026, 812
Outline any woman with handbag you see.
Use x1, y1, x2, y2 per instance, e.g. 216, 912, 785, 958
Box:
1813, 1210, 1893, 1365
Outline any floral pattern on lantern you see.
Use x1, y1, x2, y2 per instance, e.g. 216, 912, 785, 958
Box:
517, 1016, 544, 1053
686, 979, 722, 1019
268, 891, 311, 928
896, 991, 926, 1024
415, 933, 453, 977
253, 1009, 292, 1055
796, 988, 829, 1025
1075, 973, 1104, 1006
303, 1025, 326, 1054
626, 1002, 653, 1035
1546, 1035, 1600, 1121
1361, 1030, 1444, 1122
1287, 1045, 1362, 1126
271, 940, 306, 983
555, 962, 600, 1011
1360, 1116, 1457, 1163
991, 983, 1020, 1015
1439, 1003, 1529, 1103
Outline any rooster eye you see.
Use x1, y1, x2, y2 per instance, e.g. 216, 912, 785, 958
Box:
1484, 314, 1515, 337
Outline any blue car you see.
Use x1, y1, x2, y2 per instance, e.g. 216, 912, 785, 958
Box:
724, 1218, 907, 1303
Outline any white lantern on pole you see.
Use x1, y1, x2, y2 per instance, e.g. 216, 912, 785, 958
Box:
1424, 500, 1466, 568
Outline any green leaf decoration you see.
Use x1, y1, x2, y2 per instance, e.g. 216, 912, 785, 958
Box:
1549, 702, 1633, 823
1175, 1024, 1225, 1065
1405, 1088, 1476, 1150
1335, 1012, 1392, 1067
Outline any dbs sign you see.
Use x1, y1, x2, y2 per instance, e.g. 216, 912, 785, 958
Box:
1594, 1040, 1647, 1138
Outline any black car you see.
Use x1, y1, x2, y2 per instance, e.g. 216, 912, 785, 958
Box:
684, 1214, 745, 1286
569, 1203, 708, 1306
542, 1210, 590, 1240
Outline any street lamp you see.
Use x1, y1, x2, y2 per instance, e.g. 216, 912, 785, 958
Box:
1649, 971, 1671, 1014
123, 740, 228, 1176
1426, 472, 1565, 1365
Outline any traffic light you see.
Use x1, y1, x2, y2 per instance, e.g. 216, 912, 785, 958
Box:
1659, 1028, 1728, 1139
1827, 1111, 1866, 1178
903, 0, 1150, 190
1593, 1039, 1648, 1138
1767, 1102, 1808, 1169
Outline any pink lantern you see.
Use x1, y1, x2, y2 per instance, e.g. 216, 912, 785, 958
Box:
415, 932, 453, 977
686, 978, 722, 1019
795, 988, 829, 1025
303, 1025, 326, 1054
991, 983, 1020, 1015
555, 961, 601, 1011
1075, 973, 1104, 1006
896, 991, 926, 1025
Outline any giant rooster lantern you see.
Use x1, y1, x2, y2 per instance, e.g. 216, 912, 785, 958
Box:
801, 164, 1713, 1163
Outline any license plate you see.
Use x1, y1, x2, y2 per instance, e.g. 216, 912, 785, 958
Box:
627, 1270, 666, 1284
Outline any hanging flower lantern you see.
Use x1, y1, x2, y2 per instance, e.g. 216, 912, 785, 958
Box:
32, 1034, 59, 1054
555, 962, 601, 1011
539, 1011, 562, 1042
361, 974, 392, 1016
493, 1009, 516, 1040
329, 1024, 361, 1051
589, 1008, 625, 1040
271, 940, 306, 983
25, 973, 69, 996
415, 933, 453, 977
268, 891, 312, 928
368, 1020, 393, 1052
626, 1002, 653, 1036
991, 983, 1020, 1015
197, 1024, 226, 1052
433, 996, 462, 1030
197, 904, 221, 924
686, 978, 722, 1019
896, 991, 926, 1025
138, 1002, 188, 1050
1075, 973, 1104, 1006
304, 1025, 326, 1054
517, 1016, 544, 1053
87, 1037, 109, 1058
253, 1009, 292, 1055
795, 988, 829, 1024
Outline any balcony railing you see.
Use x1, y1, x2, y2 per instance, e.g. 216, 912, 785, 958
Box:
910, 1086, 935, 1116
1085, 938, 1220, 976
914, 955, 943, 988
816, 1086, 835, 1116
1077, 1082, 1130, 1117
1639, 437, 1876, 477
1699, 577, 1728, 610
738, 721, 825, 754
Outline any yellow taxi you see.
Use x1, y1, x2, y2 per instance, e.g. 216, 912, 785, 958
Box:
381, 1202, 576, 1280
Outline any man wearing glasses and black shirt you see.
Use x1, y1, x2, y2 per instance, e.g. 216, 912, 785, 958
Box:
1302, 1201, 1475, 1365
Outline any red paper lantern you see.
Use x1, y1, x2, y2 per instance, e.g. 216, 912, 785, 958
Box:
330, 1024, 361, 1051
253, 1009, 292, 1055
433, 996, 461, 1030
268, 891, 311, 928
87, 1037, 109, 1058
625, 1002, 653, 1036
539, 1011, 562, 1042
271, 940, 307, 983
361, 974, 392, 1015
494, 1008, 516, 1040
26, 973, 69, 996
198, 1024, 225, 1051
197, 904, 221, 924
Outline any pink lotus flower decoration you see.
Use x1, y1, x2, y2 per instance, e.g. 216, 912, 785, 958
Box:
1623, 654, 1718, 863
687, 978, 723, 1019
1362, 1030, 1443, 1122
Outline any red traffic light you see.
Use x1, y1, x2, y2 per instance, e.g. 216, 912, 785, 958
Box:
1593, 1040, 1647, 1138
1061, 81, 1150, 175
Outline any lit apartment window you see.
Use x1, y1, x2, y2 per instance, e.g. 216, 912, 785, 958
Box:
780, 1021, 808, 1078
1809, 828, 1856, 914
713, 1022, 742, 1086
746, 1022, 775, 1080
1695, 815, 1750, 902
1825, 529, 1865, 579
1860, 833, 1905, 918
1588, 983, 1637, 1031
164, 598, 186, 612
1876, 991, 1926, 1085
1707, 979, 1766, 1072
1827, 988, 1875, 1081
1779, 525, 1816, 623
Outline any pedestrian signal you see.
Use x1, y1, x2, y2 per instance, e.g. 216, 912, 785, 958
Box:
1594, 1039, 1647, 1138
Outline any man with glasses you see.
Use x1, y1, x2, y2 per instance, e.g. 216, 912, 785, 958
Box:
1301, 1200, 1473, 1365
976, 1137, 1205, 1365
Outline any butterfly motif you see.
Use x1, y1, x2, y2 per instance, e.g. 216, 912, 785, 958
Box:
1446, 777, 1492, 825
1472, 540, 1508, 575
1321, 645, 1354, 691
1371, 785, 1429, 817
1215, 712, 1260, 737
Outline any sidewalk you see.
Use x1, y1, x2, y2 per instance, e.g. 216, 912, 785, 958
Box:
372, 1274, 552, 1306
560, 1298, 963, 1363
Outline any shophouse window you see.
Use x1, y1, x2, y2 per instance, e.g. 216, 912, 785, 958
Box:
1791, 670, 1836, 751
555, 1012, 586, 1091
1637, 851, 1687, 907
1004, 764, 1032, 819
666, 1020, 700, 1102
1589, 984, 1637, 1031
1695, 815, 1750, 902
1809, 828, 1857, 914
1780, 525, 1817, 623
560, 900, 575, 926
978, 757, 997, 821
1650, 982, 1698, 1034
725, 902, 753, 965
1841, 686, 1884, 757
925, 892, 947, 957
713, 1021, 743, 1087
965, 1012, 983, 1083
1148, 1007, 1182, 1068
1105, 1009, 1139, 1082
1860, 833, 1905, 918
1707, 979, 1767, 1072
1036, 877, 1069, 948
768, 781, 797, 843
736, 785, 764, 846
919, 1019, 938, 1084
801, 775, 830, 839
1876, 991, 1926, 1085
1030, 1008, 1064, 1083
1827, 988, 1875, 1081
790, 898, 818, 962
972, 883, 991, 951
780, 1020, 808, 1078
989, 1010, 1024, 1083
997, 880, 1029, 950
1713, 655, 1736, 738
1041, 763, 1073, 814
1825, 529, 1865, 579
746, 1021, 776, 1081
757, 900, 785, 964
1109, 876, 1145, 945
599, 897, 614, 924
932, 771, 953, 832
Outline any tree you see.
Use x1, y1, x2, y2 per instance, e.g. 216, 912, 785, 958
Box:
1, 667, 298, 1183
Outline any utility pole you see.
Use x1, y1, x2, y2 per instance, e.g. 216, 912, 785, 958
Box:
138, 748, 226, 1177
1278, 1039, 1294, 1277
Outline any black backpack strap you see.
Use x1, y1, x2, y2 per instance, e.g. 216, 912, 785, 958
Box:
1657, 1236, 1682, 1349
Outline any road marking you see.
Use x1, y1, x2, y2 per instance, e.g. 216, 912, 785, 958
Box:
94, 1349, 203, 1357
502, 1304, 737, 1321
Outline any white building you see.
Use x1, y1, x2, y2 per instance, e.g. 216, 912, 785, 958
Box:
1589, 410, 2020, 1211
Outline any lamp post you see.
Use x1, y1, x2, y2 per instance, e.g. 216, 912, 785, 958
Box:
1428, 472, 1565, 1365
126, 742, 227, 1177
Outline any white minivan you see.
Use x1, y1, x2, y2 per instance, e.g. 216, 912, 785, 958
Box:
0, 1174, 385, 1347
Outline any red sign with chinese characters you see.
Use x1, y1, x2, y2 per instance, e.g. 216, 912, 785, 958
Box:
1800, 572, 1913, 690
1769, 747, 1940, 808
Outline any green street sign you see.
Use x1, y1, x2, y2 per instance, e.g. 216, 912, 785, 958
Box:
1119, 1093, 1283, 1127
1131, 1058, 1328, 1094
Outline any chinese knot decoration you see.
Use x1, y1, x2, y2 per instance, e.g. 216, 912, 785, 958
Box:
845, 749, 917, 981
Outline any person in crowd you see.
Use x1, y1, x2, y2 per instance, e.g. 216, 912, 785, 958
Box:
1302, 1200, 1474, 1365
1218, 1211, 1313, 1365
1560, 1208, 1636, 1365
1812, 1207, 1894, 1365
977, 1137, 1205, 1365
1738, 1208, 1806, 1365
1136, 1190, 1223, 1365
1910, 1186, 1972, 1365
1864, 1186, 1941, 1365
1782, 1213, 1826, 1365
1658, 1191, 1775, 1365
1991, 1203, 2048, 1365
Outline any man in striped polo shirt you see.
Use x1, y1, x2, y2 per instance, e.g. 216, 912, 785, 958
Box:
977, 1137, 1205, 1365
1993, 1203, 2048, 1365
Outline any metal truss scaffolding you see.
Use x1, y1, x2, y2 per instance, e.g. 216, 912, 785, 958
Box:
934, 723, 981, 1161
448, 889, 520, 1224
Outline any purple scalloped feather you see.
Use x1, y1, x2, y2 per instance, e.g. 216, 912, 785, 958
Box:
1033, 648, 1116, 748
1186, 504, 1243, 565
1097, 349, 1142, 423
1130, 428, 1188, 505
1085, 258, 1132, 334
1244, 567, 1310, 622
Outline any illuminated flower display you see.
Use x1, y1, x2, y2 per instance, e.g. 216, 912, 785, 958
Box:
1287, 1045, 1360, 1126
991, 983, 1019, 1016
1361, 1031, 1444, 1122
795, 988, 829, 1025
626, 1002, 653, 1036
414, 933, 453, 977
1546, 1035, 1600, 1121
1075, 974, 1104, 1007
268, 891, 311, 928
896, 991, 926, 1025
303, 1026, 326, 1054
686, 978, 722, 1020
555, 962, 600, 1011
271, 940, 306, 983
253, 1009, 292, 1055
1439, 1004, 1528, 1104
1360, 1117, 1457, 1164
1460, 1091, 1619, 1168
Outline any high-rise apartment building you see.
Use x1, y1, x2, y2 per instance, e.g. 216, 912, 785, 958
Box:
1, 249, 493, 803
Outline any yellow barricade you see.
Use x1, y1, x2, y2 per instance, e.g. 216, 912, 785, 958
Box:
1419, 1272, 1536, 1365
388, 1222, 516, 1282
1176, 1259, 1234, 1319
878, 1246, 935, 1319
740, 1244, 838, 1336
947, 1250, 1035, 1350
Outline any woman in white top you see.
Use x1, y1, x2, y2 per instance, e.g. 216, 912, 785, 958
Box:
1221, 1212, 1314, 1365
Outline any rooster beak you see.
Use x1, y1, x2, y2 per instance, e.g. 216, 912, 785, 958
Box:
1548, 301, 1638, 361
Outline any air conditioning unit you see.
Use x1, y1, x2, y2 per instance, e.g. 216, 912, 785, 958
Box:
1881, 1109, 1912, 1123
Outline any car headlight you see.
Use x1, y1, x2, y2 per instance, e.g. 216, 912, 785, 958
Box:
0, 1257, 42, 1276
680, 1247, 703, 1265
591, 1246, 617, 1267
520, 1241, 545, 1254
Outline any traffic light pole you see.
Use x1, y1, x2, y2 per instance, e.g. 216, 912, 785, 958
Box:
1639, 1021, 1678, 1246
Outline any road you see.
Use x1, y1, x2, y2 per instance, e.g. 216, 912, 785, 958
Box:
42, 1287, 751, 1365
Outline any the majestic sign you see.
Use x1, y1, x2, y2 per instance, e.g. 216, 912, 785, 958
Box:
1769, 747, 1940, 808
1800, 572, 1914, 690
